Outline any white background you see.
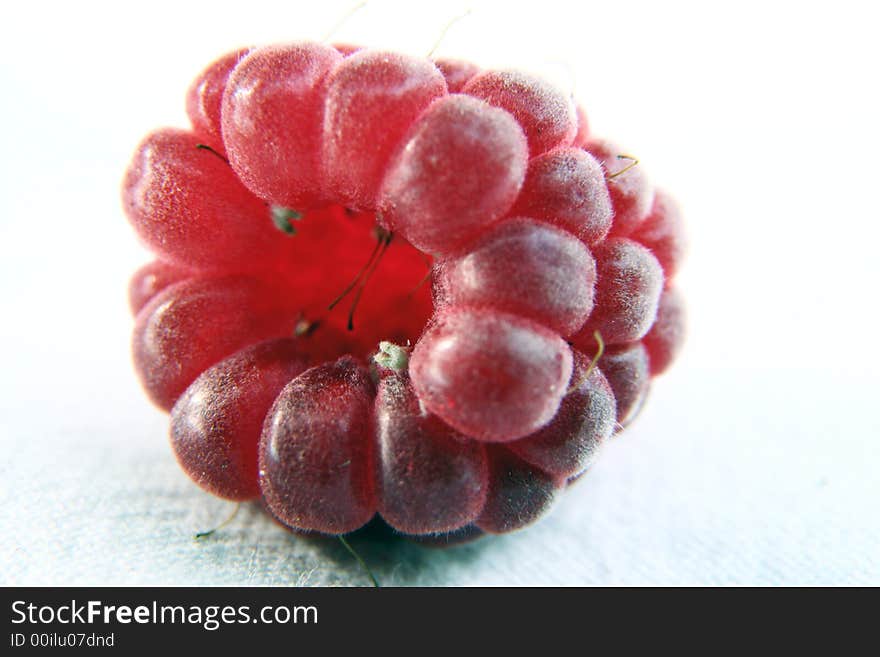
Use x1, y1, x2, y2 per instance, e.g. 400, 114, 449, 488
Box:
1, 0, 878, 585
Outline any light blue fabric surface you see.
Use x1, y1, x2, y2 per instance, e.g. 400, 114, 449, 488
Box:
3, 362, 877, 586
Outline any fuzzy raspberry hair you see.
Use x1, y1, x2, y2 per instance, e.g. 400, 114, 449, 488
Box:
123, 42, 686, 540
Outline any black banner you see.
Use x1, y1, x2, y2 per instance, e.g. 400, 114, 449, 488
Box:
3, 586, 868, 652
2, 587, 594, 651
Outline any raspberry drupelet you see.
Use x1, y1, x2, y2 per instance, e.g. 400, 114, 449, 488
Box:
123, 41, 686, 539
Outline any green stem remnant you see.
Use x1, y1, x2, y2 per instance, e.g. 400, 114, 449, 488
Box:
338, 535, 380, 588
373, 341, 410, 372
271, 206, 303, 235
606, 154, 639, 180
194, 503, 241, 539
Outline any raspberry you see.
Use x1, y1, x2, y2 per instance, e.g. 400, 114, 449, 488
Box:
123, 40, 686, 540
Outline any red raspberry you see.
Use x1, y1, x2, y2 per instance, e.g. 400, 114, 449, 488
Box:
123, 41, 686, 539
